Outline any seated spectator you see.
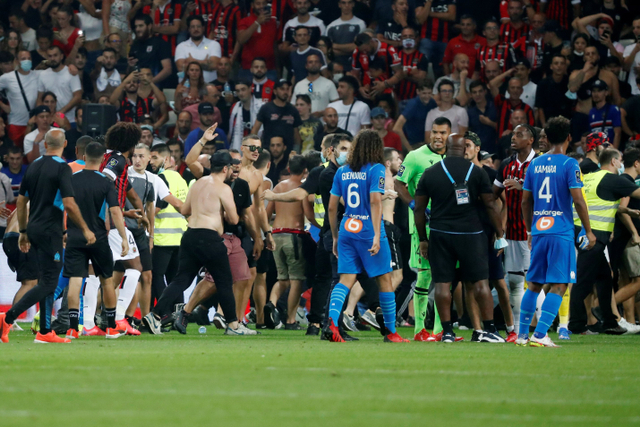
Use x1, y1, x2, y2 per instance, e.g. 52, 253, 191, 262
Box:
588, 79, 621, 148
282, 0, 327, 50
52, 6, 82, 57
1, 146, 27, 210
183, 83, 222, 131
9, 9, 38, 51
175, 16, 222, 84
184, 102, 229, 154
395, 27, 428, 109
489, 70, 535, 136
0, 117, 14, 163
376, 0, 410, 49
467, 80, 498, 154
425, 79, 468, 138
442, 14, 485, 77
229, 80, 259, 150
175, 62, 208, 112
393, 80, 436, 151
292, 54, 339, 115
140, 123, 166, 147
326, 0, 366, 71
622, 76, 640, 140
323, 107, 351, 136
91, 48, 122, 102
289, 26, 328, 84
505, 59, 536, 110
1, 29, 23, 59
568, 33, 589, 73
327, 75, 370, 137
295, 94, 324, 153
372, 107, 402, 151
23, 105, 52, 163
41, 91, 71, 131
128, 15, 173, 88
433, 53, 472, 105
536, 54, 573, 127
31, 26, 53, 68
252, 79, 302, 152
238, 0, 279, 82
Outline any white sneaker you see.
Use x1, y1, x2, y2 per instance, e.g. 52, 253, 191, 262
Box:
224, 323, 260, 335
619, 318, 640, 335
361, 310, 380, 330
142, 313, 163, 335
515, 334, 529, 346
10, 323, 24, 331
342, 314, 357, 332
529, 334, 560, 347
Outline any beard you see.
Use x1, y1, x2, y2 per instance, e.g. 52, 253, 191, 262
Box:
253, 71, 266, 80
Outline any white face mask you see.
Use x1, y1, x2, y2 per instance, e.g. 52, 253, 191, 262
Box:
402, 38, 416, 49
573, 50, 584, 56
333, 73, 343, 84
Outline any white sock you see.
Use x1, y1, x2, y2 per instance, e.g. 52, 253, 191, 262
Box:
83, 275, 100, 329
535, 289, 546, 320
508, 273, 525, 332
116, 269, 141, 321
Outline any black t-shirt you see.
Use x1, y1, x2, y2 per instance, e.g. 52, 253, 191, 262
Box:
224, 177, 252, 235
266, 152, 290, 184
613, 173, 640, 244
596, 172, 638, 202
377, 19, 403, 44
212, 78, 235, 134
129, 37, 171, 77
67, 169, 119, 246
478, 165, 497, 230
541, 43, 563, 77
319, 161, 344, 234
415, 157, 493, 234
580, 157, 600, 175
301, 164, 325, 195
257, 102, 302, 151
24, 6, 43, 30
63, 128, 83, 162
19, 155, 74, 236
30, 49, 46, 68
622, 96, 640, 135
535, 75, 573, 120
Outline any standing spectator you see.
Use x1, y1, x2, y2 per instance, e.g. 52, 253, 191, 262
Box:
433, 54, 472, 104
171, 111, 193, 146
31, 26, 53, 68
317, 36, 334, 63
21, 0, 43, 30
568, 33, 589, 73
289, 27, 327, 84
489, 71, 535, 136
476, 19, 511, 78
323, 107, 351, 136
71, 47, 95, 102
499, 0, 529, 46
212, 57, 236, 134
37, 45, 82, 127
238, 0, 279, 82
63, 106, 85, 161
622, 77, 640, 139
184, 102, 229, 154
180, 0, 218, 37
588, 79, 621, 148
102, 32, 129, 74
604, 57, 631, 102
467, 80, 499, 154
52, 6, 81, 57
110, 71, 161, 124
496, 109, 527, 160
540, 0, 581, 30
295, 94, 324, 153
1, 30, 23, 59
75, 0, 104, 71
351, 32, 404, 95
183, 83, 222, 131
395, 27, 429, 109
443, 14, 486, 77
0, 118, 13, 164
91, 47, 121, 102
249, 58, 276, 104
9, 9, 38, 51
229, 80, 260, 150
137, 68, 169, 130
292, 54, 338, 114
0, 49, 39, 148
1, 146, 27, 209
393, 80, 436, 151
540, 20, 565, 77
129, 16, 173, 88
282, 0, 326, 50
174, 62, 208, 112
536, 53, 573, 126
416, 0, 457, 78
425, 79, 469, 137
23, 105, 51, 163
209, 0, 242, 61
623, 17, 640, 97
505, 59, 536, 109
148, 0, 182, 55
376, 0, 410, 49
573, 14, 624, 66
326, 0, 366, 71
175, 16, 222, 84
371, 107, 402, 150
252, 79, 302, 152
103, 0, 133, 58
524, 12, 547, 82
267, 135, 289, 183
327, 75, 371, 137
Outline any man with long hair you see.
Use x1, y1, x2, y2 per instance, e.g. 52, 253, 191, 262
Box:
324, 129, 409, 343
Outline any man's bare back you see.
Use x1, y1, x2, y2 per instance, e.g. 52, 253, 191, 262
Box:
270, 178, 305, 230
183, 175, 238, 234
382, 168, 397, 224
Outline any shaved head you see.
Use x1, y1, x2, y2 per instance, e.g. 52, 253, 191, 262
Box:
446, 133, 466, 157
45, 128, 66, 149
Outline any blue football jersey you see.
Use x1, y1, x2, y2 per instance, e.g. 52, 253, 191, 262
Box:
330, 163, 387, 241
523, 154, 582, 240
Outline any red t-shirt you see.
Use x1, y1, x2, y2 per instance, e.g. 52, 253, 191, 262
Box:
383, 131, 402, 151
238, 15, 278, 70
442, 34, 486, 75
53, 27, 81, 57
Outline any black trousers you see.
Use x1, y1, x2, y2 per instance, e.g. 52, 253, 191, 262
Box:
151, 245, 180, 306
6, 232, 63, 333
153, 229, 237, 323
307, 231, 332, 324
569, 240, 618, 332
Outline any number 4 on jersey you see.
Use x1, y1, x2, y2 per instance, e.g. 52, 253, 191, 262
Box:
538, 177, 552, 203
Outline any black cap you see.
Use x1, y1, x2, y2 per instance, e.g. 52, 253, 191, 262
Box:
541, 20, 561, 34
479, 151, 493, 161
30, 105, 51, 117
211, 151, 233, 167
274, 79, 290, 89
198, 102, 215, 115
592, 79, 609, 91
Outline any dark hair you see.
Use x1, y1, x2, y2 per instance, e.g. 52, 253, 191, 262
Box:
36, 26, 54, 40
369, 57, 386, 71
572, 32, 589, 49
339, 75, 360, 92
384, 146, 398, 163
252, 57, 267, 67
58, 5, 74, 17
544, 116, 571, 145
76, 135, 93, 153
0, 51, 14, 63
304, 150, 322, 170
551, 53, 566, 63
167, 139, 184, 154
484, 18, 499, 29
377, 93, 397, 119
354, 32, 372, 47
236, 79, 252, 88
347, 129, 384, 172
568, 152, 584, 162
42, 91, 58, 103
254, 149, 271, 169
417, 79, 434, 90
605, 56, 621, 67
105, 122, 141, 153
75, 104, 83, 118
85, 141, 106, 161
437, 78, 454, 93
296, 94, 311, 105
9, 9, 25, 20
623, 148, 640, 168
318, 36, 333, 60
77, 47, 88, 58
47, 45, 65, 57
151, 143, 170, 156
180, 61, 206, 91
7, 145, 22, 155
135, 15, 153, 26
433, 116, 452, 129
599, 148, 620, 167
229, 148, 241, 155
330, 133, 353, 149
469, 80, 487, 92
294, 25, 310, 35
460, 14, 476, 25
288, 155, 307, 175
103, 47, 117, 56
186, 15, 205, 28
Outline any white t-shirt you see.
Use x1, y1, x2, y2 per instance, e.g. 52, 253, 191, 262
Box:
282, 15, 327, 41
21, 28, 38, 51
0, 70, 40, 126
327, 99, 371, 136
292, 76, 339, 113
37, 66, 82, 124
128, 167, 171, 207
505, 80, 537, 110
23, 128, 47, 156
425, 105, 469, 134
624, 43, 640, 96
174, 37, 222, 83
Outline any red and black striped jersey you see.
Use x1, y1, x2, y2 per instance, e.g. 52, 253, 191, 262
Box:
541, 0, 577, 29
211, 3, 242, 58
252, 79, 275, 104
100, 150, 131, 209
499, 22, 530, 46
494, 150, 537, 240
118, 96, 154, 123
420, 0, 456, 43
190, 0, 220, 37
499, 0, 541, 21
476, 42, 513, 77
395, 50, 429, 101
494, 94, 535, 137
147, 0, 183, 55
352, 40, 401, 86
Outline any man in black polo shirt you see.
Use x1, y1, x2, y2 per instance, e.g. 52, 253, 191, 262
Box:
128, 15, 173, 88
414, 133, 505, 343
0, 129, 96, 344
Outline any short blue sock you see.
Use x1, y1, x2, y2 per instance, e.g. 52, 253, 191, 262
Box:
534, 292, 563, 339
519, 289, 538, 336
379, 291, 396, 334
328, 283, 349, 327
54, 272, 69, 300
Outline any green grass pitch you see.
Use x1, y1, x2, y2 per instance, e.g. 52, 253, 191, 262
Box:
1, 325, 639, 427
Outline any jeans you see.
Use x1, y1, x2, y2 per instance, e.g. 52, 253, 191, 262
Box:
419, 38, 447, 78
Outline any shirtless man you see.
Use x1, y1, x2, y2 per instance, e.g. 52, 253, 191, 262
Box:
382, 147, 403, 290
142, 127, 248, 335
265, 155, 310, 328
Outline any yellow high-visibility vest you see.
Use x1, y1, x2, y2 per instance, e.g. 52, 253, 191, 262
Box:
155, 170, 188, 246
573, 170, 619, 233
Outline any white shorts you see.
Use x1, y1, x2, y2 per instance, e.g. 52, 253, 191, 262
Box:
108, 228, 139, 262
505, 239, 530, 273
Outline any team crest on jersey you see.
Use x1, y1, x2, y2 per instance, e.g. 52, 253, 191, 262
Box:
146, 46, 153, 53
571, 271, 576, 279
474, 43, 481, 49
54, 252, 61, 262
265, 87, 271, 94
378, 176, 385, 190
349, 25, 355, 32
108, 158, 118, 167
397, 164, 405, 177
166, 8, 172, 14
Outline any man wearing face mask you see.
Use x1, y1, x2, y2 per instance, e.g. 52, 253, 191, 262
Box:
395, 27, 428, 110
0, 49, 39, 148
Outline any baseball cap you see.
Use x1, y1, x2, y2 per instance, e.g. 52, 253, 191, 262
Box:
371, 107, 388, 119
597, 15, 614, 27
586, 132, 610, 152
592, 79, 609, 91
198, 102, 215, 115
211, 151, 234, 167
479, 151, 493, 161
541, 20, 561, 34
140, 124, 154, 133
30, 105, 51, 117
464, 131, 481, 147
274, 79, 290, 89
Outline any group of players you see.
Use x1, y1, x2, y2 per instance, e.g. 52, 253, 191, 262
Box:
0, 112, 621, 348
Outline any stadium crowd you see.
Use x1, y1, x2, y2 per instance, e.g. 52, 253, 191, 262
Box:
1, 0, 640, 345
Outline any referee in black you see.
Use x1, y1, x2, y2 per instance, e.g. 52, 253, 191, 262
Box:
0, 129, 96, 344
414, 134, 505, 343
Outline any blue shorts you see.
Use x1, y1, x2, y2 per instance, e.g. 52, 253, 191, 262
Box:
527, 235, 576, 285
337, 234, 393, 278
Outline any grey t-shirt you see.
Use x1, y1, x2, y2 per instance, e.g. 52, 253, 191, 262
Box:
326, 16, 366, 69
124, 170, 156, 229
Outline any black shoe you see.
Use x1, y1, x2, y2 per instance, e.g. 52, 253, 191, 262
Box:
604, 324, 627, 335
264, 302, 280, 329
587, 322, 604, 333
591, 306, 604, 323
321, 324, 332, 341
306, 324, 320, 336
441, 332, 456, 343
126, 316, 141, 328
284, 322, 302, 330
160, 314, 175, 330
375, 307, 388, 337
174, 310, 189, 335
356, 322, 371, 331
191, 306, 211, 326
471, 330, 482, 342
256, 323, 268, 330
341, 330, 359, 341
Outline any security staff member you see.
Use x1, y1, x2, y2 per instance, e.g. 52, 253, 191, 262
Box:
571, 148, 640, 335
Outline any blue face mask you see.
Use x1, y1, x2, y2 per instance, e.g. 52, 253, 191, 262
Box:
618, 166, 625, 175
336, 151, 348, 166
20, 60, 32, 72
320, 152, 327, 163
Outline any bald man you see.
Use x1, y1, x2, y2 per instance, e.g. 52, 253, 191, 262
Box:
0, 129, 96, 344
323, 107, 351, 136
434, 53, 474, 106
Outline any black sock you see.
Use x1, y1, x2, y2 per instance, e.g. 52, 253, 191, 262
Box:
442, 321, 453, 334
482, 320, 496, 333
105, 307, 116, 329
69, 309, 79, 331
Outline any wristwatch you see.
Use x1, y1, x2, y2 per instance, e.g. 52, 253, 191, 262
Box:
19, 229, 27, 234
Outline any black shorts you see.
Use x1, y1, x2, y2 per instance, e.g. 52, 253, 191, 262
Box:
114, 228, 152, 272
256, 242, 272, 274
484, 228, 504, 281
64, 239, 114, 279
3, 232, 38, 282
429, 230, 488, 283
384, 221, 402, 271
241, 233, 257, 269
